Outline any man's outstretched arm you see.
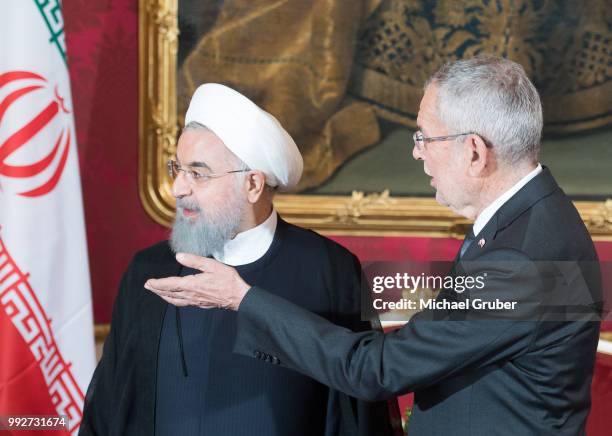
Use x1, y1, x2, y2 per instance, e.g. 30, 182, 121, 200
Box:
233, 285, 538, 401
145, 253, 550, 401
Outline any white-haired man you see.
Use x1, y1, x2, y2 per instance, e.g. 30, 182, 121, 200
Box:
80, 84, 398, 436
147, 57, 603, 435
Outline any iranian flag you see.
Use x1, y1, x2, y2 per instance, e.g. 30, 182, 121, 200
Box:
0, 1, 95, 435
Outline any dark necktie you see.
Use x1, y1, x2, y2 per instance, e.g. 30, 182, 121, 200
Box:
459, 228, 476, 259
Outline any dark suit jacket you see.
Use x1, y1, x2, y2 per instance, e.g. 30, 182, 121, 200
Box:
233, 168, 602, 435
80, 220, 400, 436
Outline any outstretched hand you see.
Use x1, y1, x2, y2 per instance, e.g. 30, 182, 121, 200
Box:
144, 253, 251, 311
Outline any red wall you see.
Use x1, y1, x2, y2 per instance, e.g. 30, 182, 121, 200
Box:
65, 0, 167, 324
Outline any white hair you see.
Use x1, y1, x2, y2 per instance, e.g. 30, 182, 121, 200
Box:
427, 55, 543, 166
183, 120, 211, 133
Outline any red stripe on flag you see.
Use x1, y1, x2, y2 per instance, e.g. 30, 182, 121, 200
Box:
0, 308, 68, 436
0, 237, 84, 434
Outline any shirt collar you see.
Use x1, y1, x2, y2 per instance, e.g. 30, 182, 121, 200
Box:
473, 163, 542, 237
212, 209, 278, 266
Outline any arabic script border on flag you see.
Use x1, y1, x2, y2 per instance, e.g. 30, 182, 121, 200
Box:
0, 236, 84, 434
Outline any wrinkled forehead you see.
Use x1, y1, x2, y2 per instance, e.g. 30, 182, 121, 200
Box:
176, 129, 233, 169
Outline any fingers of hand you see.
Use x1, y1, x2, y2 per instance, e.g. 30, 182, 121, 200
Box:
145, 277, 185, 292
145, 275, 226, 309
176, 252, 213, 272
144, 266, 241, 310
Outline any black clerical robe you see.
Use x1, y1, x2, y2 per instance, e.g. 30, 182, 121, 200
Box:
80, 218, 399, 436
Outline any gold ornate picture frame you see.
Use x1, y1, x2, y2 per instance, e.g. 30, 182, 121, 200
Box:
138, 0, 612, 240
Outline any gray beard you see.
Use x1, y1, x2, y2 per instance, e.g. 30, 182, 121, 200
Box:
170, 194, 245, 258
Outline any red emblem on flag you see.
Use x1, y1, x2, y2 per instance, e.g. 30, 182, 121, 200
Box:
0, 71, 72, 197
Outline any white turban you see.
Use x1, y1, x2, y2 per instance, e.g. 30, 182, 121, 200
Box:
184, 83, 303, 191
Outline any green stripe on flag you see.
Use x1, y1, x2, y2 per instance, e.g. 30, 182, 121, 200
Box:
33, 0, 67, 64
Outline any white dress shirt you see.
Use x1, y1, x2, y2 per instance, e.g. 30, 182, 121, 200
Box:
473, 164, 543, 236
212, 209, 277, 266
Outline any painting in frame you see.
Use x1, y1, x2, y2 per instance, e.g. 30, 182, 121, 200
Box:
138, 0, 612, 240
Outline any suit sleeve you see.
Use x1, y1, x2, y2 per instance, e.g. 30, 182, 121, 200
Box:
79, 261, 135, 435
233, 250, 542, 402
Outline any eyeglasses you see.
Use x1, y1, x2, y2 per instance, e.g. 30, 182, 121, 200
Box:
167, 159, 249, 185
412, 131, 475, 151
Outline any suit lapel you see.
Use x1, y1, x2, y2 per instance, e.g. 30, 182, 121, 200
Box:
461, 215, 498, 261
461, 166, 559, 261
443, 167, 560, 320
494, 166, 559, 234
